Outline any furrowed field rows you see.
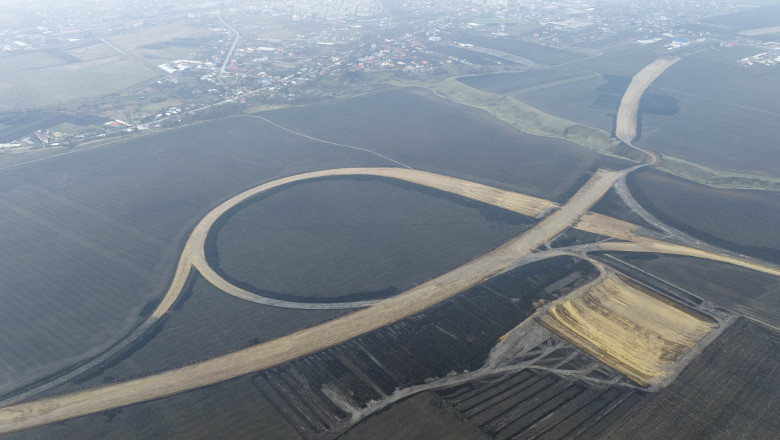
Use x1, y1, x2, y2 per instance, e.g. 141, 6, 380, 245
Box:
604, 318, 780, 439
212, 176, 534, 301
3, 257, 597, 439
0, 115, 388, 396
628, 168, 780, 264
260, 88, 627, 203
39, 274, 351, 398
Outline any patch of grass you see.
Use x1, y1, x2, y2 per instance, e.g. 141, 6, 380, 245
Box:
396, 76, 623, 159
0, 58, 156, 111
656, 155, 780, 191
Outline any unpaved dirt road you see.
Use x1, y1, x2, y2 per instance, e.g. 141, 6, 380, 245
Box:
2, 167, 779, 434
0, 168, 622, 434
615, 56, 680, 162
152, 167, 559, 315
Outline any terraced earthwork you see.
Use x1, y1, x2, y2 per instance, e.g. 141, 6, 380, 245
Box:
538, 273, 717, 388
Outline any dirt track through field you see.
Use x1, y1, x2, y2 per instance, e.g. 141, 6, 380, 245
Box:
3, 166, 780, 433
615, 56, 679, 162
0, 168, 622, 434
154, 167, 559, 314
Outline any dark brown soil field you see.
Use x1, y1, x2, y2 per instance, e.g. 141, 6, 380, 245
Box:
628, 168, 780, 264
604, 318, 780, 439
513, 75, 617, 133
568, 45, 667, 77
260, 87, 629, 203
0, 115, 388, 397
41, 274, 350, 397
637, 89, 780, 177
1, 376, 301, 440
633, 44, 780, 176
590, 187, 657, 231
3, 257, 597, 440
212, 176, 533, 301
701, 4, 780, 31
0, 86, 604, 401
607, 253, 780, 328
347, 369, 645, 440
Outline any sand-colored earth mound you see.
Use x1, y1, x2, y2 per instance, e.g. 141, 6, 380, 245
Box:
538, 273, 715, 387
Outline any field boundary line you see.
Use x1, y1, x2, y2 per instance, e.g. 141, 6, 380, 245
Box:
250, 115, 413, 169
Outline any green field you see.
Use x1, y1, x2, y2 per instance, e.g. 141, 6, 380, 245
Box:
341, 392, 487, 440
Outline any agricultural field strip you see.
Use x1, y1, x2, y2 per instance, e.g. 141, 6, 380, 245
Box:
459, 45, 538, 67
614, 56, 680, 162
0, 167, 626, 433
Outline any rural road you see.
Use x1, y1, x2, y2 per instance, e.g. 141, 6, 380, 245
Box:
614, 56, 680, 164
217, 14, 239, 83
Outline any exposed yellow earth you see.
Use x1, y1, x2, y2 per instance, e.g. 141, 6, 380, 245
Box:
538, 273, 716, 387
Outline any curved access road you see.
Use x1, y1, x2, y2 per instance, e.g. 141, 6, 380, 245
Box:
615, 56, 680, 164
583, 240, 780, 278
0, 166, 561, 407
151, 167, 559, 315
0, 167, 623, 434
3, 165, 780, 434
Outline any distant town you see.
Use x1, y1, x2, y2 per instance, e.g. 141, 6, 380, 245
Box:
1, 0, 778, 152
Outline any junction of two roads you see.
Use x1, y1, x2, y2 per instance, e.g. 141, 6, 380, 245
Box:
1, 57, 779, 434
